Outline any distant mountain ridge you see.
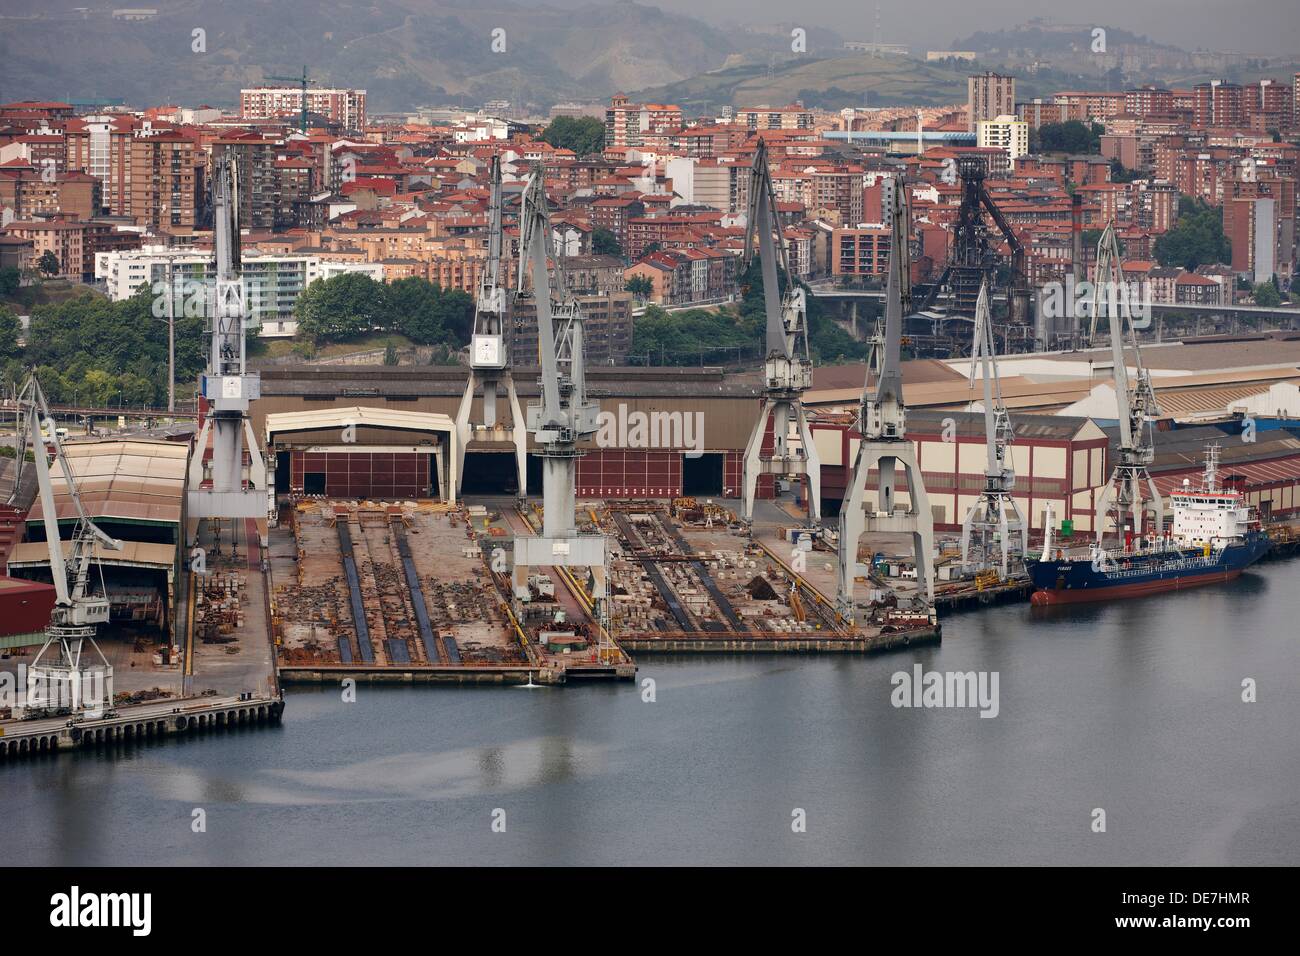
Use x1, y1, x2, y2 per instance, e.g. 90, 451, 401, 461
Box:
0, 0, 740, 112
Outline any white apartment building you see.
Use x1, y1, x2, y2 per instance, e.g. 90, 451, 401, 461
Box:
976, 114, 1030, 160
95, 247, 383, 337
240, 86, 367, 130
665, 157, 730, 210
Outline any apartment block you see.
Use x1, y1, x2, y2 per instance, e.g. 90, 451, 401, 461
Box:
832, 226, 891, 278
968, 73, 1016, 132
976, 115, 1029, 160
604, 95, 683, 150
1193, 81, 1243, 129
734, 105, 815, 131
240, 86, 367, 130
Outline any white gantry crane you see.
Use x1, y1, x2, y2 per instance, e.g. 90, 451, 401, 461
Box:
510, 165, 608, 603
960, 279, 1028, 578
836, 177, 935, 623
455, 154, 527, 500
740, 139, 820, 524
1089, 222, 1163, 546
14, 374, 122, 717
186, 153, 269, 544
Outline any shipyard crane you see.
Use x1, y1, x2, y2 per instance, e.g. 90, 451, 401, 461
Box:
13, 374, 121, 717
455, 155, 527, 499
960, 279, 1028, 578
186, 153, 269, 545
740, 139, 820, 524
1089, 222, 1163, 547
510, 165, 608, 607
837, 177, 935, 623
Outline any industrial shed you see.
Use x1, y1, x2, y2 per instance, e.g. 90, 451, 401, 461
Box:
10, 439, 186, 637
810, 410, 1111, 532
251, 365, 772, 502
264, 406, 458, 502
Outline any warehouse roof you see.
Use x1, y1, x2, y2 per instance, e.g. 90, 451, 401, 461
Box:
257, 364, 763, 399
265, 406, 456, 440
8, 539, 177, 572
29, 439, 187, 527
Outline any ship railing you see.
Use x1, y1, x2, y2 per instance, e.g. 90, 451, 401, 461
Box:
1096, 553, 1218, 579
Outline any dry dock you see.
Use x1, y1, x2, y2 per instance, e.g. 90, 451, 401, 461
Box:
272, 500, 636, 685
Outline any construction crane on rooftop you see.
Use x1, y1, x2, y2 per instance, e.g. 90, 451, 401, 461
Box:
837, 176, 935, 624
960, 279, 1027, 578
1090, 221, 1163, 547
13, 374, 121, 719
455, 154, 526, 500
740, 139, 820, 525
265, 66, 315, 134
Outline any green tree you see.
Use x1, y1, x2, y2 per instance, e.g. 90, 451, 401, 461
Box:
294, 272, 390, 343
1154, 198, 1231, 270
20, 284, 207, 407
1109, 159, 1144, 183
37, 250, 61, 276
625, 275, 653, 298
593, 228, 622, 258
1253, 282, 1282, 307
383, 338, 399, 365
0, 266, 20, 298
386, 277, 473, 345
1036, 120, 1102, 154
540, 116, 605, 157
0, 306, 20, 360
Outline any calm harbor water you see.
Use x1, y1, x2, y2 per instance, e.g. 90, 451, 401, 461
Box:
3, 561, 1298, 866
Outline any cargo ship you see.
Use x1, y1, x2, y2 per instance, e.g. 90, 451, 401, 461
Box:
1029, 447, 1271, 605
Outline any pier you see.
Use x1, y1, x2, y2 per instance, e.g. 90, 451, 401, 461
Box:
0, 692, 284, 762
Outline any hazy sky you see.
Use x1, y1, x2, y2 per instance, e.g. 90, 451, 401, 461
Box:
552, 0, 1300, 58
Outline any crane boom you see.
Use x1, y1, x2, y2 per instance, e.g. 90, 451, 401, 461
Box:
739, 139, 819, 523
837, 178, 936, 621
455, 153, 526, 500
13, 373, 121, 717
509, 163, 607, 635
959, 280, 1027, 577
1089, 222, 1163, 544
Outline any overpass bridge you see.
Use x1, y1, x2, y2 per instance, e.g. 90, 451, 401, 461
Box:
807, 282, 1300, 321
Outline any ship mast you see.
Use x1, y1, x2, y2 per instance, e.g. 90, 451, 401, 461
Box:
1090, 222, 1163, 547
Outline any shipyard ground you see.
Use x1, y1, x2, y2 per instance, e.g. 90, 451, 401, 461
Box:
1, 516, 281, 759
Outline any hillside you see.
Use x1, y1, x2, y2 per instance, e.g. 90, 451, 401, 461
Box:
630, 54, 972, 112
0, 0, 739, 112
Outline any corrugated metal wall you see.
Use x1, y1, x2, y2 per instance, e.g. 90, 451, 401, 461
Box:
291, 451, 430, 498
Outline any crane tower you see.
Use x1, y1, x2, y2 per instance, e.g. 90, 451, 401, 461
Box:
1090, 222, 1163, 545
836, 178, 935, 623
510, 166, 607, 602
454, 155, 527, 499
960, 279, 1028, 577
740, 139, 820, 524
186, 153, 270, 545
13, 374, 122, 718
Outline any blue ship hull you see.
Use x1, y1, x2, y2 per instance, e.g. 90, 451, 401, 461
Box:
1028, 532, 1271, 605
